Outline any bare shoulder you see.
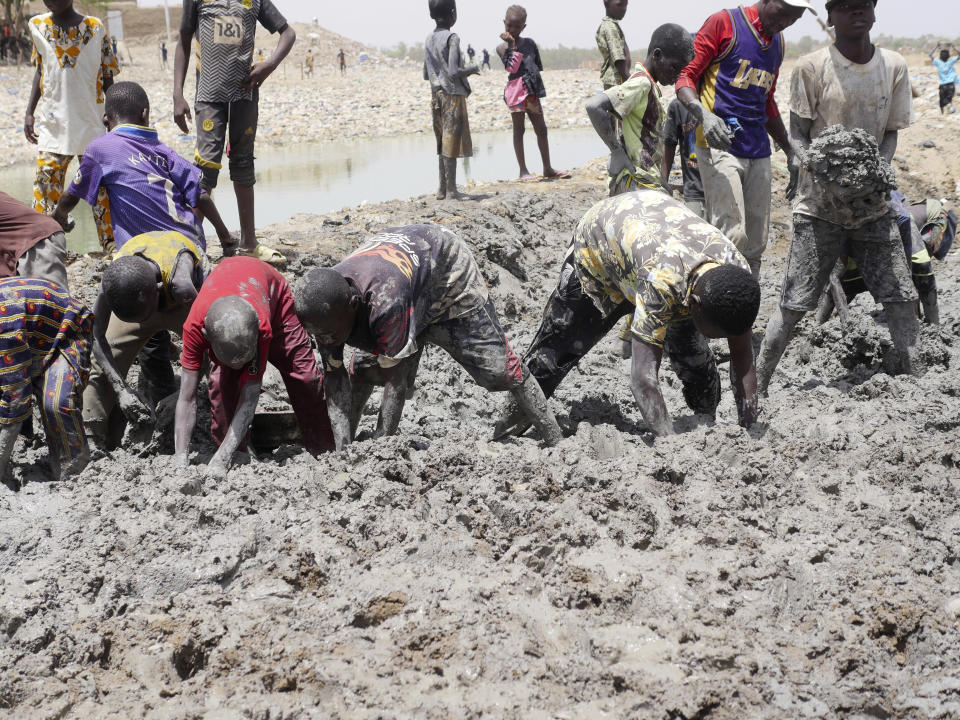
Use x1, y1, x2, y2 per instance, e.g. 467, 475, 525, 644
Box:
496, 42, 508, 57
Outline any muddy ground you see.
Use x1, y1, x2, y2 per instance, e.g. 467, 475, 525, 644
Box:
1, 153, 960, 719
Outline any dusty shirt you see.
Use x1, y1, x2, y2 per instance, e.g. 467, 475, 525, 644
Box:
28, 14, 118, 155
605, 63, 664, 189
180, 0, 287, 103
574, 190, 749, 347
791, 45, 913, 229
424, 28, 471, 96
330, 225, 488, 367
0, 191, 63, 278
596, 16, 630, 88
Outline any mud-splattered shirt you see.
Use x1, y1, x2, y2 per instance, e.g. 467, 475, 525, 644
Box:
604, 63, 664, 191
573, 190, 749, 347
181, 257, 289, 384
330, 225, 489, 368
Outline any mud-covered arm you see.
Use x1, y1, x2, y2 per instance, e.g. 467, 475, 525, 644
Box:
629, 339, 672, 436
174, 367, 200, 465
585, 94, 635, 180
728, 331, 758, 428
879, 131, 898, 164
206, 380, 260, 478
91, 290, 152, 421
169, 253, 200, 306
787, 112, 813, 201
324, 366, 353, 450
374, 362, 409, 438
447, 35, 479, 79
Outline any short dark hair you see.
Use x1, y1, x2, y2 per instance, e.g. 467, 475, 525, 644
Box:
506, 4, 527, 22
649, 23, 695, 63
104, 81, 150, 122
102, 255, 156, 321
698, 264, 760, 336
942, 49, 951, 61
428, 0, 455, 20
293, 268, 354, 325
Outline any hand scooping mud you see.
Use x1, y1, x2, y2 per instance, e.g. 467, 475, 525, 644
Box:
118, 387, 155, 427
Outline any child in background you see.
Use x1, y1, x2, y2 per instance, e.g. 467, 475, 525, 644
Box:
24, 0, 118, 253
497, 5, 568, 181
424, 0, 479, 200
596, 0, 630, 90
931, 43, 959, 114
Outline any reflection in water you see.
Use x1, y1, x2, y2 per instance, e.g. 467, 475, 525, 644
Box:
0, 127, 602, 254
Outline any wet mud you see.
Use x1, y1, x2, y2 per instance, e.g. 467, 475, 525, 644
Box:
1, 169, 959, 718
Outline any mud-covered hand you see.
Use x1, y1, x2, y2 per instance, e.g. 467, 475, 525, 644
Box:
23, 113, 37, 144
174, 452, 190, 469
240, 63, 273, 92
118, 387, 155, 426
202, 459, 228, 481
701, 110, 733, 151
173, 94, 192, 133
736, 390, 759, 429
608, 147, 636, 180
219, 231, 240, 257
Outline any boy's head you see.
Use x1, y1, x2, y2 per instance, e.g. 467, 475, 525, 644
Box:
942, 49, 951, 61
757, 0, 815, 35
103, 81, 150, 130
102, 256, 159, 324
203, 296, 259, 370
826, 0, 876, 37
603, 0, 628, 21
428, 0, 456, 26
293, 269, 359, 347
504, 5, 527, 38
646, 24, 695, 85
690, 265, 761, 339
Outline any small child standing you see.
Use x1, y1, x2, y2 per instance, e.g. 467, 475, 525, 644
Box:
497, 5, 567, 181
596, 0, 630, 90
424, 0, 479, 200
24, 0, 119, 253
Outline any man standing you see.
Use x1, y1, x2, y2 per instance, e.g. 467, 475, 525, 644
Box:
676, 0, 815, 278
173, 0, 295, 268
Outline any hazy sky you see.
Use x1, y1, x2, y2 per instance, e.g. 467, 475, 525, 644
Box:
139, 1, 959, 49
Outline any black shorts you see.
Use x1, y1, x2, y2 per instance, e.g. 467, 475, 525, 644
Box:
940, 83, 956, 109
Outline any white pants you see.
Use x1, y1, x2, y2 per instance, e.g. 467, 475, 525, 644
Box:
699, 147, 771, 278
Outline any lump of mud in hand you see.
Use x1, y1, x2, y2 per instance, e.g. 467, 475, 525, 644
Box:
804, 125, 896, 213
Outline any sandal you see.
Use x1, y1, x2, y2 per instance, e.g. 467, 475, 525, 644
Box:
237, 242, 287, 268
542, 170, 572, 180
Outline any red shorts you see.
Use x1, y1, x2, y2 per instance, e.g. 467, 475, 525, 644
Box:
509, 96, 542, 115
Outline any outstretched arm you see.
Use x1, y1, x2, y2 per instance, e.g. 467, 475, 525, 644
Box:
374, 362, 409, 438
205, 380, 260, 478
629, 339, 672, 436
90, 291, 153, 422
324, 367, 353, 449
174, 367, 200, 465
728, 332, 758, 428
195, 191, 237, 253
51, 192, 81, 232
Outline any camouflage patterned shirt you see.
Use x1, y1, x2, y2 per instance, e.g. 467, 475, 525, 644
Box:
573, 190, 749, 347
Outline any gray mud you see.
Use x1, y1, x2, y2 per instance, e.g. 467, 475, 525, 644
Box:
2, 171, 960, 719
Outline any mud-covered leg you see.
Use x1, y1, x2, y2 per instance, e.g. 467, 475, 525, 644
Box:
664, 320, 721, 416
436, 156, 446, 200
0, 421, 22, 479
756, 306, 806, 395
509, 372, 562, 446
883, 301, 920, 375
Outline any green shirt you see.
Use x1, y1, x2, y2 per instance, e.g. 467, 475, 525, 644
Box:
596, 16, 630, 88
604, 63, 665, 191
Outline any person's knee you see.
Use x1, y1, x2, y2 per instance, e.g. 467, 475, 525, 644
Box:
228, 152, 256, 186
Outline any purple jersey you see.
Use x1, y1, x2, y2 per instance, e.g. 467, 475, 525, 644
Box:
706, 7, 783, 159
68, 125, 205, 249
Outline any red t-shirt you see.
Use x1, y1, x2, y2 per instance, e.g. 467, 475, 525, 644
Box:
180, 257, 285, 383
676, 4, 781, 120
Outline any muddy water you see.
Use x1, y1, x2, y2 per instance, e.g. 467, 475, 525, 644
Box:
0, 127, 602, 253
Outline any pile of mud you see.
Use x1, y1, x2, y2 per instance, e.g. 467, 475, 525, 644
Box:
2, 175, 960, 718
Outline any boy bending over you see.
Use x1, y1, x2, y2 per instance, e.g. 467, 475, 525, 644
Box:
0, 278, 94, 481
175, 257, 334, 478
294, 225, 562, 448
496, 191, 760, 439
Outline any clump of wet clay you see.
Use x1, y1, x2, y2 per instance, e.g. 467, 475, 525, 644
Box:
804, 125, 897, 212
